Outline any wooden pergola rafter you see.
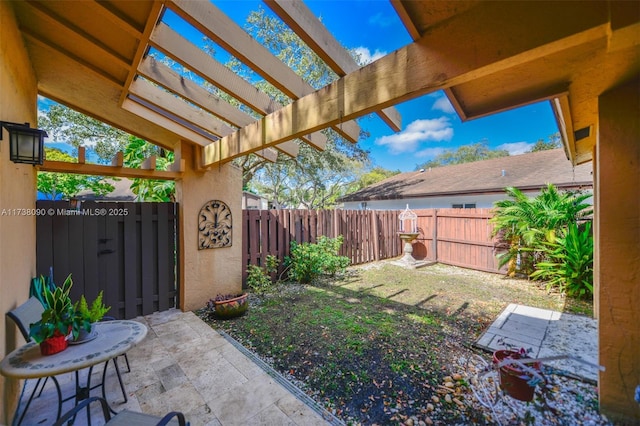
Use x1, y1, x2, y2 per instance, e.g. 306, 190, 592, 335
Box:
19, 0, 407, 177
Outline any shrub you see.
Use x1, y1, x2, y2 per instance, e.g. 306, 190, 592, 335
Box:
530, 222, 593, 297
246, 255, 280, 294
491, 184, 591, 276
284, 236, 350, 284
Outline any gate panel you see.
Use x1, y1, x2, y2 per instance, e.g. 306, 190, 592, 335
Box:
36, 201, 178, 319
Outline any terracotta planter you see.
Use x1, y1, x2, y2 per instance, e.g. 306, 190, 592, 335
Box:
40, 332, 68, 356
214, 293, 248, 319
493, 350, 541, 402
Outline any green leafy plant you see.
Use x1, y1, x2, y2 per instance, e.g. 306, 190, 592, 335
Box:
285, 236, 350, 284
246, 255, 280, 294
29, 274, 76, 343
530, 222, 594, 297
76, 291, 111, 323
491, 184, 592, 275
29, 274, 56, 308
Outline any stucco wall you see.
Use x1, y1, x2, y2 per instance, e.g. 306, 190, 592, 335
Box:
343, 190, 593, 211
0, 1, 39, 423
176, 143, 243, 311
596, 77, 640, 422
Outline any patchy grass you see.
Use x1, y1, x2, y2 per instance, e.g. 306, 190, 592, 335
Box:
198, 262, 594, 425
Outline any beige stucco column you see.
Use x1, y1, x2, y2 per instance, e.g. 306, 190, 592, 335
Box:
174, 142, 243, 311
0, 1, 40, 423
595, 76, 640, 423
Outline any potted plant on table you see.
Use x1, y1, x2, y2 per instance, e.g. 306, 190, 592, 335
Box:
71, 291, 111, 344
207, 293, 248, 319
29, 275, 77, 355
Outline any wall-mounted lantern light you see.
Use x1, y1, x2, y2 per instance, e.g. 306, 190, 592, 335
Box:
0, 121, 47, 165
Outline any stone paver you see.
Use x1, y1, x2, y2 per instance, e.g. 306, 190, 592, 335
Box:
13, 309, 336, 425
475, 303, 600, 382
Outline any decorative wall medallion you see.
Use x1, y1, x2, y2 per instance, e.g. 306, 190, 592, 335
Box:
199, 200, 232, 249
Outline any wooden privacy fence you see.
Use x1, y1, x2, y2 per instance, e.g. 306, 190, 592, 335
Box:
242, 209, 402, 282
242, 208, 501, 283
413, 208, 501, 274
36, 201, 179, 319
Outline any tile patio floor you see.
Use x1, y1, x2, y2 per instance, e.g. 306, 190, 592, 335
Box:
475, 303, 600, 382
13, 309, 337, 426
11, 304, 600, 425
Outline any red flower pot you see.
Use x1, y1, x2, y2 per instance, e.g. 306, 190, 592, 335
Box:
214, 293, 248, 319
493, 350, 541, 402
40, 332, 68, 356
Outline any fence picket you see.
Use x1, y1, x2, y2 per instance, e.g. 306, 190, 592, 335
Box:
242, 208, 500, 285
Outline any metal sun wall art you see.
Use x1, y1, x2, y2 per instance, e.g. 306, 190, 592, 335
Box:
198, 200, 232, 249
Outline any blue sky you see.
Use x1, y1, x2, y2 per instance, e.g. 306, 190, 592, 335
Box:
43, 1, 560, 173
209, 1, 561, 171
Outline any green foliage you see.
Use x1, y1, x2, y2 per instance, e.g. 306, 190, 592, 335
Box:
123, 137, 175, 201
347, 166, 401, 193
415, 141, 509, 170
39, 101, 175, 201
528, 133, 561, 153
39, 103, 129, 161
530, 222, 594, 297
29, 274, 77, 343
76, 291, 111, 323
246, 255, 280, 294
285, 236, 350, 284
30, 275, 56, 308
38, 148, 114, 199
490, 184, 592, 275
226, 9, 370, 203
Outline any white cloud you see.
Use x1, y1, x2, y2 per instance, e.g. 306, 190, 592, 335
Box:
497, 142, 533, 155
432, 96, 455, 114
353, 46, 387, 66
375, 117, 454, 154
415, 147, 446, 159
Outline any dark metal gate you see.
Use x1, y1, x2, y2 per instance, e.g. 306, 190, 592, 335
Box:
36, 201, 179, 319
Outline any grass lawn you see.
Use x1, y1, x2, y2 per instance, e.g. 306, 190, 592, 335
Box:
198, 262, 594, 425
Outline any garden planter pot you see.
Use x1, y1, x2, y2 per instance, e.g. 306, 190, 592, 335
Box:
493, 349, 541, 401
40, 332, 68, 356
214, 293, 248, 319
71, 323, 98, 345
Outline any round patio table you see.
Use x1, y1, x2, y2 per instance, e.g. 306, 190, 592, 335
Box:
0, 320, 147, 425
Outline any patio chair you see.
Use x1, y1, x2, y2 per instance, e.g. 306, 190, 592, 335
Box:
53, 396, 189, 426
6, 297, 63, 423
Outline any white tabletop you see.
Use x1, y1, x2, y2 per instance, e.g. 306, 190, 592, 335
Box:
0, 320, 147, 379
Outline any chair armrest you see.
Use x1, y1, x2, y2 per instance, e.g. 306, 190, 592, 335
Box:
156, 411, 188, 426
53, 396, 111, 426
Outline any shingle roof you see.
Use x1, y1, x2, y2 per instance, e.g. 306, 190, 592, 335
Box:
340, 149, 592, 202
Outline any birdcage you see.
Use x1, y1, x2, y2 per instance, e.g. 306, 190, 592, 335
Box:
398, 204, 417, 233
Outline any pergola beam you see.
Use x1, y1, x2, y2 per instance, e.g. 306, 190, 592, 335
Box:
24, 1, 131, 70
166, 0, 360, 143
40, 161, 182, 180
91, 0, 144, 38
129, 78, 235, 138
123, 98, 277, 163
117, 0, 163, 106
265, 0, 401, 132
149, 22, 326, 153
137, 57, 300, 157
203, 1, 610, 165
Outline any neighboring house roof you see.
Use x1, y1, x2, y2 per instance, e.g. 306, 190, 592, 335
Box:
75, 178, 137, 201
340, 149, 592, 202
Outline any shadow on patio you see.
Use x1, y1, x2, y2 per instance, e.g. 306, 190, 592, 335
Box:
14, 310, 336, 426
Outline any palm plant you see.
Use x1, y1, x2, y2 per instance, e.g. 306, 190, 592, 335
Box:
491, 184, 592, 275
530, 222, 594, 297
